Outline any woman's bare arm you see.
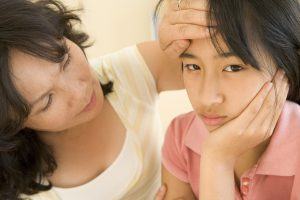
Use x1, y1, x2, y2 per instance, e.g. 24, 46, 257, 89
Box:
138, 0, 210, 92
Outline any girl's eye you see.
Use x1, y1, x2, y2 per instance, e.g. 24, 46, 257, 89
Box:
183, 64, 201, 71
223, 65, 244, 72
42, 94, 53, 112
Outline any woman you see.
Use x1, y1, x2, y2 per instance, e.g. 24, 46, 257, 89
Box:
159, 0, 300, 199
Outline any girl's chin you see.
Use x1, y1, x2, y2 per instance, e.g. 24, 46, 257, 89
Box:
206, 125, 221, 132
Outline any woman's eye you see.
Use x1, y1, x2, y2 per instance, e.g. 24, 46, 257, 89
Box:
223, 65, 244, 72
183, 64, 201, 71
42, 94, 53, 112
62, 52, 71, 71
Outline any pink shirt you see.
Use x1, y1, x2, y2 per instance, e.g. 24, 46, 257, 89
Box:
162, 101, 300, 200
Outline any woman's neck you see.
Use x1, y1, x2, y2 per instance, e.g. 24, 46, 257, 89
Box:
38, 98, 111, 147
38, 98, 126, 188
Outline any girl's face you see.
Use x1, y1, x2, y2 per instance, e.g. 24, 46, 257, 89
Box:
10, 39, 104, 132
182, 37, 276, 131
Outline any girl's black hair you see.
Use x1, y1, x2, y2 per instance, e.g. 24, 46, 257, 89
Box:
0, 0, 112, 199
155, 0, 300, 104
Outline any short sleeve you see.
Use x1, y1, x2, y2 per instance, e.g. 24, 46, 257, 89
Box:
162, 118, 189, 183
90, 46, 158, 105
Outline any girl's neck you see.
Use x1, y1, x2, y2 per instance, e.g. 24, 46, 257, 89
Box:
234, 137, 271, 186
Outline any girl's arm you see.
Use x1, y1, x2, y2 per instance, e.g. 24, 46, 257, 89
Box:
162, 166, 196, 200
199, 156, 235, 199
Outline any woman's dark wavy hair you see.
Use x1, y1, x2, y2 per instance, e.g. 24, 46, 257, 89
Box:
155, 0, 300, 104
0, 0, 112, 199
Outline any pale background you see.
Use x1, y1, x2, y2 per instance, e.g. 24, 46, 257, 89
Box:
62, 0, 192, 130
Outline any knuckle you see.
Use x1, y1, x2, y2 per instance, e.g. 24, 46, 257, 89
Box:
182, 11, 194, 21
183, 0, 192, 9
178, 24, 188, 36
250, 106, 260, 115
279, 100, 285, 109
265, 102, 273, 111
174, 41, 182, 51
170, 0, 178, 10
264, 96, 274, 109
236, 129, 244, 136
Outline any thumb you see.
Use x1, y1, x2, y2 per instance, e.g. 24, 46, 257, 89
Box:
164, 40, 190, 58
155, 185, 167, 200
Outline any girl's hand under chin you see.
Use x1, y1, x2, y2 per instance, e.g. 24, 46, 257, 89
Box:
157, 0, 213, 58
200, 69, 289, 166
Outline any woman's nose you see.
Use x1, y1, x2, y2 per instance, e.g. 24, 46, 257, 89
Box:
58, 76, 89, 102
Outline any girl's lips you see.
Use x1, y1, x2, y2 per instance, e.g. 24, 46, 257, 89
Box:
200, 114, 227, 126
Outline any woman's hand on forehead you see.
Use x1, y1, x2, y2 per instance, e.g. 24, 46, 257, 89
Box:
170, 0, 208, 11
158, 0, 214, 58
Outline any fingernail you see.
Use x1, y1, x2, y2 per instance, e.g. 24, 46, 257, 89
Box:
179, 40, 188, 48
159, 185, 165, 192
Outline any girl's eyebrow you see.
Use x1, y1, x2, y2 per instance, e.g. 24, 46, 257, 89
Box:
180, 52, 197, 59
180, 51, 237, 59
217, 52, 236, 58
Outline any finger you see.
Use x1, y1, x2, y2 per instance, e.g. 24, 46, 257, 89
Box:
159, 24, 210, 50
155, 185, 167, 200
168, 9, 210, 26
265, 75, 289, 138
246, 70, 286, 136
170, 0, 208, 11
163, 40, 190, 58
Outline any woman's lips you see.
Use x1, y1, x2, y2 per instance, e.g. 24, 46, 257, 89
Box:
81, 90, 96, 113
200, 114, 227, 126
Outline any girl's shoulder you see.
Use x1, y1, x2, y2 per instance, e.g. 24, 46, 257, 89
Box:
282, 101, 300, 129
167, 111, 198, 137
164, 111, 206, 154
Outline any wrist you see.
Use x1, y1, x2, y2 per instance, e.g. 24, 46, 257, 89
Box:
201, 153, 236, 170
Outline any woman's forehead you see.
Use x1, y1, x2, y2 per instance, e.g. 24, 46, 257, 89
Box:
10, 49, 58, 103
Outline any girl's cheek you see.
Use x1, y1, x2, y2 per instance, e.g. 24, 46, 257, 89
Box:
224, 72, 267, 117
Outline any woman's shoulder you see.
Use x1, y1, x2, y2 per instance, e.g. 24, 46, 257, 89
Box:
90, 46, 158, 104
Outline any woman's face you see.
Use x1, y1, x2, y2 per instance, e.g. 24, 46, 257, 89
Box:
182, 37, 277, 131
10, 39, 104, 132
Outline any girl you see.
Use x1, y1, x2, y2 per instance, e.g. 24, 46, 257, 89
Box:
0, 0, 209, 199
160, 0, 299, 199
